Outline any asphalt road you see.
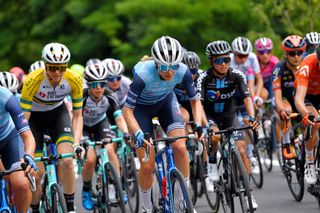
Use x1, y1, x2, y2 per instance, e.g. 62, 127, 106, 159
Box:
73, 157, 320, 213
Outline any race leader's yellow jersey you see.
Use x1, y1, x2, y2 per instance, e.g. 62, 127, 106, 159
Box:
20, 68, 83, 112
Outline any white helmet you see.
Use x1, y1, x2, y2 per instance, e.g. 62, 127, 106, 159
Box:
29, 60, 45, 73
86, 58, 101, 67
102, 58, 125, 76
232, 37, 252, 55
304, 32, 320, 46
84, 63, 108, 82
41, 42, 71, 64
151, 36, 183, 66
0, 71, 19, 92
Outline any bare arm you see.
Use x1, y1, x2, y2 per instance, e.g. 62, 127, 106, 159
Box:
123, 106, 140, 134
191, 99, 208, 126
20, 130, 36, 157
255, 72, 263, 97
248, 79, 255, 97
295, 86, 309, 116
72, 109, 83, 145
244, 97, 255, 117
273, 89, 284, 113
24, 111, 31, 121
115, 115, 129, 133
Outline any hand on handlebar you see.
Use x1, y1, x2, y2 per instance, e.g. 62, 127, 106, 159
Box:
21, 154, 38, 176
279, 110, 290, 121
134, 130, 152, 149
302, 113, 315, 127
73, 144, 85, 159
249, 116, 260, 131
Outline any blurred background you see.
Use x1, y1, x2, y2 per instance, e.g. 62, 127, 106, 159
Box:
1, 0, 319, 75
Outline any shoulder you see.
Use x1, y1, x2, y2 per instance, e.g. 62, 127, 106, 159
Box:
23, 68, 45, 90
300, 53, 318, 69
64, 69, 83, 86
0, 86, 13, 102
121, 75, 132, 85
270, 55, 280, 65
133, 60, 156, 76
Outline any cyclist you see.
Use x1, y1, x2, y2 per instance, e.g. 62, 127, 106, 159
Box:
197, 40, 260, 209
272, 35, 306, 161
20, 42, 83, 212
103, 58, 131, 108
9, 66, 26, 93
303, 32, 320, 57
0, 71, 20, 100
231, 36, 264, 105
86, 58, 101, 67
29, 60, 45, 73
255, 37, 280, 100
0, 86, 37, 213
81, 63, 130, 210
294, 45, 320, 185
230, 37, 260, 175
123, 36, 205, 212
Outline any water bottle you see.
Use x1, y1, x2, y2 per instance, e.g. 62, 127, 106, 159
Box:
263, 120, 272, 137
294, 134, 303, 155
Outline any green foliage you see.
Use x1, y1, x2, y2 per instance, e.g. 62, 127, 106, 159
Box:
0, 0, 319, 73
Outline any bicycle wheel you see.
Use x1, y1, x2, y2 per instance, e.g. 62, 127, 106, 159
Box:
103, 162, 126, 212
189, 147, 198, 205
171, 169, 193, 213
198, 156, 219, 211
218, 156, 234, 213
50, 183, 68, 213
122, 152, 139, 213
250, 144, 264, 189
259, 120, 273, 172
233, 147, 253, 213
283, 156, 304, 201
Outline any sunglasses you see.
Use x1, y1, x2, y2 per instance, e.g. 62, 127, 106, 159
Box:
159, 64, 179, 72
287, 50, 304, 57
88, 81, 107, 89
107, 76, 122, 82
235, 53, 249, 59
213, 57, 231, 65
258, 49, 271, 55
46, 64, 67, 72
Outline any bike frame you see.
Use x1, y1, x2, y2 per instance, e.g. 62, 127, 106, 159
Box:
0, 177, 12, 212
35, 141, 73, 210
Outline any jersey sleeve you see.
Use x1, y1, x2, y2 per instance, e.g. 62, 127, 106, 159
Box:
233, 69, 251, 98
20, 69, 44, 112
6, 95, 30, 134
195, 71, 207, 101
251, 53, 261, 74
106, 90, 121, 112
181, 69, 199, 100
124, 72, 146, 109
295, 57, 312, 88
247, 67, 255, 80
66, 70, 83, 110
272, 63, 282, 91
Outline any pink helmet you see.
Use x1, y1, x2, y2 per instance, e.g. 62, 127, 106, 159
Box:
9, 67, 25, 82
254, 37, 273, 51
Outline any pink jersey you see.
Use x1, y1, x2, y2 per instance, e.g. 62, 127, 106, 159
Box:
260, 55, 279, 81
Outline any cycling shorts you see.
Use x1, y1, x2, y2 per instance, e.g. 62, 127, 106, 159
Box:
134, 91, 185, 137
83, 117, 115, 141
179, 100, 193, 121
0, 129, 24, 170
207, 109, 245, 141
29, 103, 74, 154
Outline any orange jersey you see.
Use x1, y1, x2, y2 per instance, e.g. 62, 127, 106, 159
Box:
294, 53, 320, 95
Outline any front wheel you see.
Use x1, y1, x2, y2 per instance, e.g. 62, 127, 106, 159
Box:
250, 144, 264, 189
50, 183, 68, 213
103, 162, 126, 213
171, 169, 193, 213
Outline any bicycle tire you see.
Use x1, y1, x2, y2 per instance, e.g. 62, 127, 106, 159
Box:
171, 169, 193, 213
50, 183, 68, 213
233, 146, 253, 213
103, 162, 126, 212
250, 144, 264, 188
260, 120, 273, 172
189, 148, 198, 205
198, 156, 219, 211
123, 152, 139, 213
218, 154, 234, 213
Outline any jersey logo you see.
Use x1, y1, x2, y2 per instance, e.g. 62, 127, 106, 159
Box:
39, 92, 46, 98
207, 90, 220, 102
298, 65, 309, 77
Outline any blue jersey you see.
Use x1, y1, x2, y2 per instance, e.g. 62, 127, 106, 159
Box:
0, 87, 30, 140
125, 60, 198, 108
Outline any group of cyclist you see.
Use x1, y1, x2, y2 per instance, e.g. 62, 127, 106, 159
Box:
0, 30, 319, 212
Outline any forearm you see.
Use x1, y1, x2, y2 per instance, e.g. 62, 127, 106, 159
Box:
123, 106, 140, 134
115, 116, 129, 133
244, 97, 255, 117
191, 99, 207, 126
248, 80, 255, 97
72, 114, 83, 145
255, 73, 263, 97
24, 111, 31, 121
274, 91, 284, 112
20, 130, 36, 156
295, 86, 308, 116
